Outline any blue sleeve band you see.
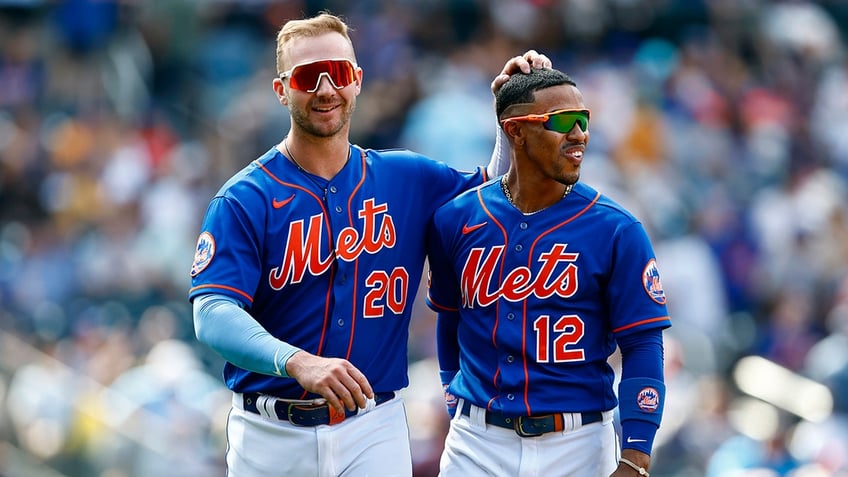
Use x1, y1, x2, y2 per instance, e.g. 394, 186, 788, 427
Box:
618, 377, 665, 455
193, 293, 301, 378
619, 377, 665, 426
620, 419, 659, 455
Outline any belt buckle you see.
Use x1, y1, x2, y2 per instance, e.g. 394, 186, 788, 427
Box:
286, 403, 346, 426
286, 403, 308, 426
513, 416, 543, 438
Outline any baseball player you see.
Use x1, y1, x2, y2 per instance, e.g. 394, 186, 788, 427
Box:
188, 12, 550, 477
426, 67, 671, 476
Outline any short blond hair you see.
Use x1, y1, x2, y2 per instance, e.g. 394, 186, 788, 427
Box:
275, 12, 355, 76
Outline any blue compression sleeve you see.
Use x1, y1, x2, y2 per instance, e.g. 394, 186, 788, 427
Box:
436, 310, 461, 416
193, 293, 301, 378
618, 329, 664, 381
436, 310, 461, 386
617, 328, 665, 455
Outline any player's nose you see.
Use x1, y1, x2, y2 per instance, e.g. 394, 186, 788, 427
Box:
566, 123, 588, 141
314, 74, 338, 94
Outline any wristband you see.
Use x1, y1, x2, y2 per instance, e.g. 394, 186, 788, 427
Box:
618, 377, 665, 426
619, 457, 649, 476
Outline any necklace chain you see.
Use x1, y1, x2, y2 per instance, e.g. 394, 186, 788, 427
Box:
500, 174, 573, 214
284, 138, 328, 198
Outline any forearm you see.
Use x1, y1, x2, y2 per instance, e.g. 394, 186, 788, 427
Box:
436, 310, 461, 385
193, 293, 301, 378
617, 329, 665, 456
436, 310, 461, 415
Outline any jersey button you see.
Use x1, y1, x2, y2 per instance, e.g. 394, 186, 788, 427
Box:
507, 394, 515, 401
514, 244, 523, 252
329, 186, 337, 193
337, 319, 344, 326
335, 206, 343, 213
507, 355, 514, 363
519, 222, 528, 230
507, 313, 515, 320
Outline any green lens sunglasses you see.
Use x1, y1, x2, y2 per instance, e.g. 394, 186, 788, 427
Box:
501, 109, 590, 133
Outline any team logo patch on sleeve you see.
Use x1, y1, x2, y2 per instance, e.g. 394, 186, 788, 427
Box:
637, 387, 660, 412
191, 232, 216, 277
642, 259, 666, 304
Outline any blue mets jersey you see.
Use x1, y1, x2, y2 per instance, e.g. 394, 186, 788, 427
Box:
427, 179, 671, 416
189, 144, 484, 399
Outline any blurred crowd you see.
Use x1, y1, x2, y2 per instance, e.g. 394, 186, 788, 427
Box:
1, 0, 847, 476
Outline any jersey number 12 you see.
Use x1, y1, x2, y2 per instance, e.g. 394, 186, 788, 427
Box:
533, 314, 585, 362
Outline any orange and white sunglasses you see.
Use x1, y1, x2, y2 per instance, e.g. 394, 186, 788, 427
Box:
501, 109, 590, 133
280, 58, 358, 93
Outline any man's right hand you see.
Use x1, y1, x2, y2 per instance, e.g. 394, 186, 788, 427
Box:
285, 350, 374, 414
443, 384, 458, 417
491, 50, 553, 95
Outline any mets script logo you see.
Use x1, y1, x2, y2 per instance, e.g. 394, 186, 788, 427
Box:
461, 243, 579, 307
637, 387, 660, 412
642, 259, 666, 304
269, 198, 396, 288
191, 232, 215, 277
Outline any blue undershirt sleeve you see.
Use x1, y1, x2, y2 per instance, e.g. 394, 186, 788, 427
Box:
617, 328, 665, 455
618, 329, 664, 381
193, 293, 301, 378
436, 310, 461, 386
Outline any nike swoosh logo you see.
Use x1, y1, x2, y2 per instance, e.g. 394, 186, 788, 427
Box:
462, 222, 487, 234
272, 194, 295, 209
626, 437, 647, 443
273, 348, 283, 376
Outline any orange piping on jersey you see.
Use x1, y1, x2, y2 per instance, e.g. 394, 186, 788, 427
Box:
521, 285, 532, 413
190, 284, 254, 303
521, 190, 601, 414
477, 188, 509, 348
531, 191, 601, 251
477, 187, 510, 393
257, 160, 326, 205
613, 316, 670, 333
345, 148, 368, 360
257, 158, 336, 385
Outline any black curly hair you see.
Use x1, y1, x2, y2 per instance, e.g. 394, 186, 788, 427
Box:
495, 68, 576, 119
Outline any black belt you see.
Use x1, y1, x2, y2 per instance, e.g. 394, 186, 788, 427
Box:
459, 400, 602, 437
241, 392, 395, 426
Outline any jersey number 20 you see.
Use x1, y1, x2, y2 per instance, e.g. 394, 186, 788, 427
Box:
533, 314, 585, 362
363, 267, 409, 318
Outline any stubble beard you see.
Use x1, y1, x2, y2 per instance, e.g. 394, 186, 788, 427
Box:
560, 170, 580, 187
553, 162, 580, 187
291, 97, 356, 138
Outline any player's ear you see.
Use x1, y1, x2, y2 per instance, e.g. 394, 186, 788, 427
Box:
273, 78, 288, 106
502, 120, 524, 144
353, 67, 363, 95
